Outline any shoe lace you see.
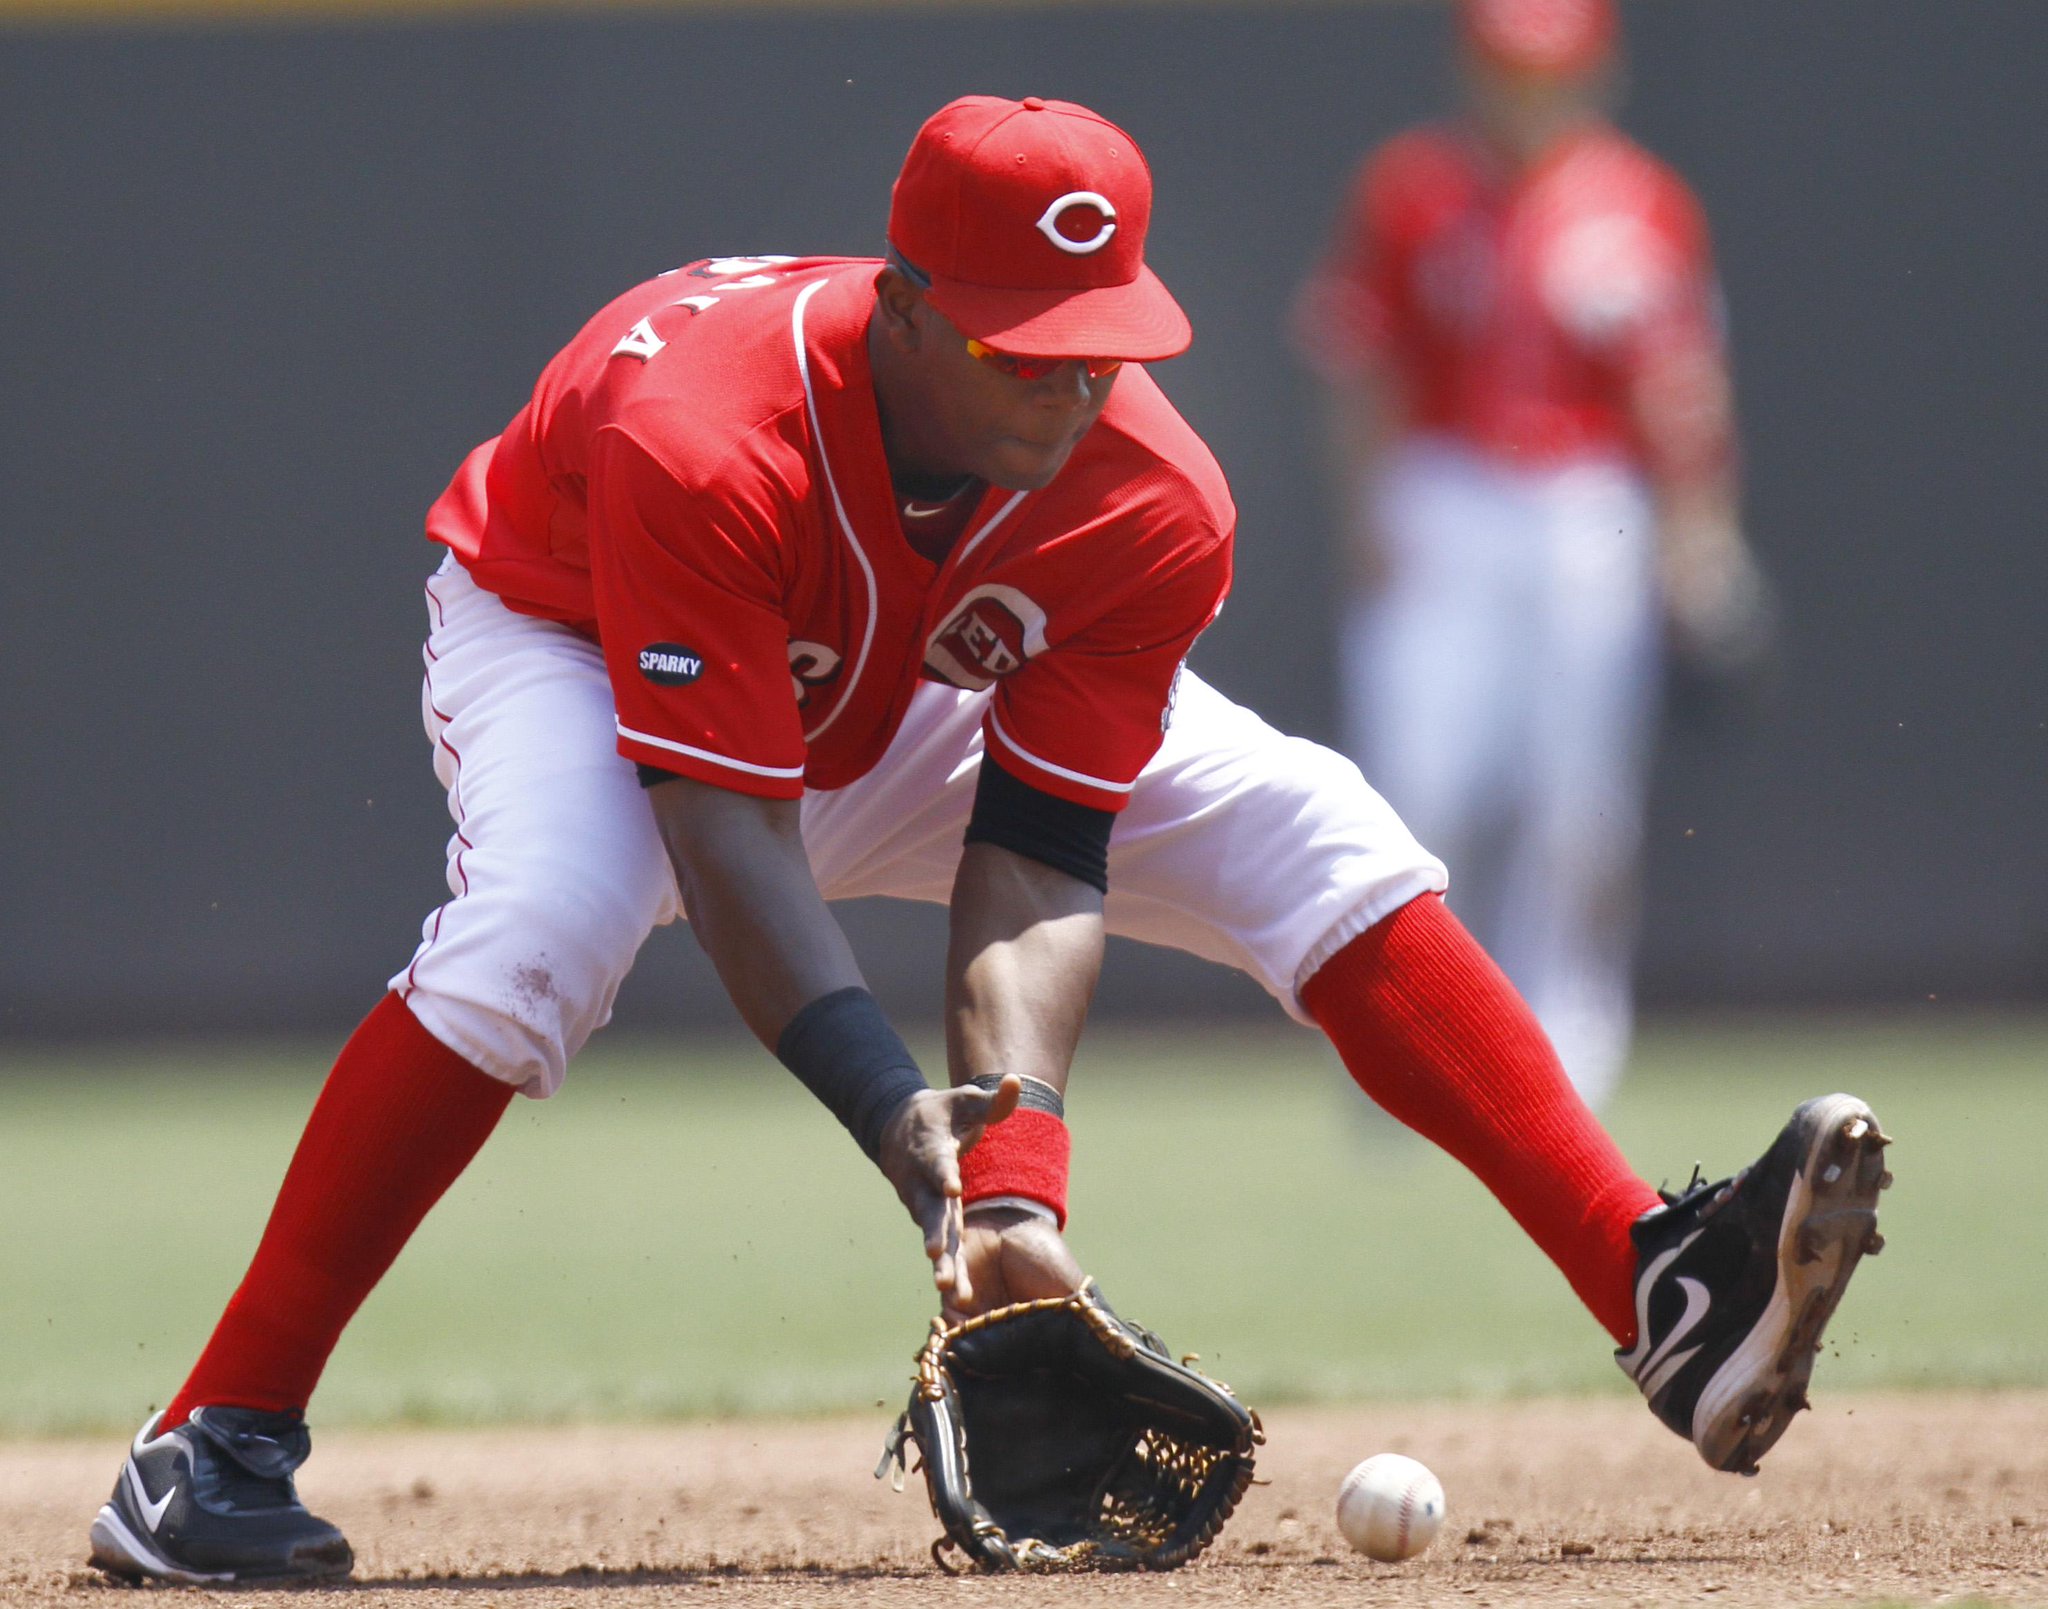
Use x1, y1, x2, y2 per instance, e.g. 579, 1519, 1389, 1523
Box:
1657, 1163, 1737, 1220
188, 1409, 312, 1513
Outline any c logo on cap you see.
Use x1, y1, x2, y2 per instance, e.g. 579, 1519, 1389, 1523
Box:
1035, 191, 1118, 255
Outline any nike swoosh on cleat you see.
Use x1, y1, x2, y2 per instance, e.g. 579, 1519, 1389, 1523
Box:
1640, 1276, 1713, 1383
124, 1460, 176, 1533
1619, 1229, 1704, 1375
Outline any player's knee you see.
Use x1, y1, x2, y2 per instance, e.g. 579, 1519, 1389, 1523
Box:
408, 944, 623, 1099
1219, 734, 1439, 893
404, 859, 668, 1096
1269, 736, 1386, 826
492, 842, 663, 958
404, 977, 577, 1101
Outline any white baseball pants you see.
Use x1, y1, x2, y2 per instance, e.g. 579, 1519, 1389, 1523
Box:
1340, 437, 1661, 1110
395, 555, 1447, 1097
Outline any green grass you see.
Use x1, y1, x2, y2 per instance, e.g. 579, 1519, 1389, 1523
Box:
2, 1013, 2042, 1436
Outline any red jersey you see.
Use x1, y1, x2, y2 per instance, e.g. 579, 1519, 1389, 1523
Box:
427, 257, 1233, 811
1296, 123, 1731, 477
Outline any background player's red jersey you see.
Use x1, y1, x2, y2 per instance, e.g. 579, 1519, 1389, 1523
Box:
428, 257, 1234, 811
1298, 124, 1729, 476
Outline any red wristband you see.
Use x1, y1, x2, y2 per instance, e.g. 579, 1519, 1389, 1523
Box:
959, 1108, 1070, 1229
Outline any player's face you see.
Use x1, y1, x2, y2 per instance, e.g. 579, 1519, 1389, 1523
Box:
871, 278, 1120, 492
955, 331, 1121, 491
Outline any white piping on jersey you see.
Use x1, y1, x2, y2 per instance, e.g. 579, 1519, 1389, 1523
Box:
616, 721, 807, 780
791, 277, 877, 745
986, 708, 1136, 795
950, 488, 1029, 569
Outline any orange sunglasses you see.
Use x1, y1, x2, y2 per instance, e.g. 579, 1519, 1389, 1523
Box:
966, 339, 1123, 382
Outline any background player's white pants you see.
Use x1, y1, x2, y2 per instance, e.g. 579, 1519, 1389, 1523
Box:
397, 557, 1447, 1097
1341, 438, 1660, 1111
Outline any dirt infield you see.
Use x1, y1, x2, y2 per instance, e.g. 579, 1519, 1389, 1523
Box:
6, 1394, 2044, 1607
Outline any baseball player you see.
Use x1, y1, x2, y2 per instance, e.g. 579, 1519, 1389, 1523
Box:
1294, 0, 1772, 1108
89, 94, 1882, 1586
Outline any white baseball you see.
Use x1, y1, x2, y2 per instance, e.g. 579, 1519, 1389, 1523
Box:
1335, 1452, 1445, 1561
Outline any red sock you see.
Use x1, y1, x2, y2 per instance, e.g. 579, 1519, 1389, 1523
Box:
160, 993, 513, 1427
1300, 894, 1659, 1347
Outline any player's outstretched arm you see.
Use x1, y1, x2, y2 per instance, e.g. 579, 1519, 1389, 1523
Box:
946, 840, 1104, 1099
940, 840, 1102, 1318
648, 776, 1019, 1303
650, 777, 861, 1039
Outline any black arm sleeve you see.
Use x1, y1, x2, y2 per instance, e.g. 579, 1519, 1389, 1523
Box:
964, 755, 1115, 894
774, 987, 929, 1164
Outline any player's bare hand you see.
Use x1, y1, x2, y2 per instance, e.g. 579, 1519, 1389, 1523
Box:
878, 1074, 1022, 1308
944, 1206, 1087, 1324
1662, 518, 1777, 679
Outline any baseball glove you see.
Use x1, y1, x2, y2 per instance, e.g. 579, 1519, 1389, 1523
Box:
876, 1282, 1263, 1572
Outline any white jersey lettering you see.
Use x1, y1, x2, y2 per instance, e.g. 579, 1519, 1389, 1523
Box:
611, 318, 666, 362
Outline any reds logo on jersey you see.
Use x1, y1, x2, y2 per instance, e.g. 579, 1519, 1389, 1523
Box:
923, 586, 1049, 691
1541, 213, 1682, 344
787, 639, 843, 709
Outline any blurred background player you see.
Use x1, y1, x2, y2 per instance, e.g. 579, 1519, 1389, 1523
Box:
1293, 0, 1772, 1108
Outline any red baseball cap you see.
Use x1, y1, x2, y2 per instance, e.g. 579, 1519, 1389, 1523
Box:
1459, 0, 1617, 75
887, 95, 1191, 362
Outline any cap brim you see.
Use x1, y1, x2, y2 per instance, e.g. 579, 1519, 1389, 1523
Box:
925, 263, 1191, 362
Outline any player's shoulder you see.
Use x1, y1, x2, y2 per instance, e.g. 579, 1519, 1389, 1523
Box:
1066, 367, 1235, 549
1363, 123, 1480, 198
571, 255, 838, 363
1559, 127, 1708, 226
1342, 123, 1484, 239
571, 257, 869, 489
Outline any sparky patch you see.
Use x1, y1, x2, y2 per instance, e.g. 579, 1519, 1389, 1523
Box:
637, 643, 705, 686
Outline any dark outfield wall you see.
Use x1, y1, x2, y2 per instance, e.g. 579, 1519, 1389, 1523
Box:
2, 0, 2042, 1037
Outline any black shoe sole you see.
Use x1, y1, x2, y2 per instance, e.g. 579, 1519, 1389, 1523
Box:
1691, 1093, 1891, 1474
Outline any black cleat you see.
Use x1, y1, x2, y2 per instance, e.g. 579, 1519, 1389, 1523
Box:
1617, 1093, 1891, 1475
88, 1406, 354, 1584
